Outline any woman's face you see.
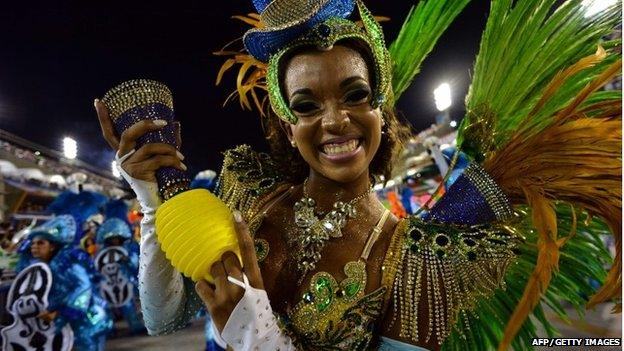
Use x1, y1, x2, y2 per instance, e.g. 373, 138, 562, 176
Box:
283, 44, 382, 184
31, 237, 55, 262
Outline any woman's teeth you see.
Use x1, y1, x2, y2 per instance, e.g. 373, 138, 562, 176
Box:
323, 139, 359, 155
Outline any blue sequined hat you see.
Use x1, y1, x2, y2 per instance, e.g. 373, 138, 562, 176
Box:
28, 215, 77, 246
243, 0, 355, 62
96, 218, 132, 244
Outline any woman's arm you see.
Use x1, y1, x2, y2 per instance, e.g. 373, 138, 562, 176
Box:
117, 155, 202, 335
95, 99, 197, 335
379, 163, 518, 350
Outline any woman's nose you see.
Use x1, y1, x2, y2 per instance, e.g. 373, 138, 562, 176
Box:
321, 108, 350, 133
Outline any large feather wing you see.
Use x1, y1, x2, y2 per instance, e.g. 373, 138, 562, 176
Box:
451, 1, 621, 349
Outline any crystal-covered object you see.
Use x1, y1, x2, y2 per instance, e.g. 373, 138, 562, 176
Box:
102, 79, 191, 200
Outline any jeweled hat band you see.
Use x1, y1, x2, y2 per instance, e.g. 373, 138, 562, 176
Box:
96, 218, 132, 244
102, 79, 190, 200
28, 215, 77, 246
243, 0, 355, 62
261, 0, 329, 27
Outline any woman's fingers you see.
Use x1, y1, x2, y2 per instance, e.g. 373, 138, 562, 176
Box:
122, 155, 185, 182
174, 121, 182, 149
143, 155, 187, 172
119, 143, 186, 182
222, 251, 243, 281
222, 251, 246, 299
232, 211, 264, 289
211, 261, 228, 290
195, 280, 216, 309
94, 99, 120, 150
118, 119, 168, 157
129, 143, 182, 163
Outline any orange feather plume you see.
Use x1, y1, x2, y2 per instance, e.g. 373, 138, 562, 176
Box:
215, 14, 268, 115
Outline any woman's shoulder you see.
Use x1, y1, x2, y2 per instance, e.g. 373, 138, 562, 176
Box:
380, 214, 520, 347
217, 144, 291, 221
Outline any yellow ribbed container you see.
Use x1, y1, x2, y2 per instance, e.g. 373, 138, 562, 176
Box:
155, 188, 240, 283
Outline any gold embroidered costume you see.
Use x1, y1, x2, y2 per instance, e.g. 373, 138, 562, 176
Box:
215, 145, 521, 350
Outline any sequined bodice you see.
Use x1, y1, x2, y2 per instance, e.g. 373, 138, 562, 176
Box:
284, 260, 387, 350
214, 146, 520, 350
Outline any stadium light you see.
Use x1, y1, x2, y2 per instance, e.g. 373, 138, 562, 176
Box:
63, 137, 77, 160
434, 83, 452, 111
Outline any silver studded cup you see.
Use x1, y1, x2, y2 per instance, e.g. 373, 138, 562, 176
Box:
102, 79, 190, 200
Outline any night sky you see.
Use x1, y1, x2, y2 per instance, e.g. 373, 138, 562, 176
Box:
0, 0, 489, 175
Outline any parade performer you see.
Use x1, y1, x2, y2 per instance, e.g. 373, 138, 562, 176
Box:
1, 261, 74, 351
79, 213, 104, 258
47, 190, 107, 246
95, 218, 144, 334
8, 215, 111, 351
94, 0, 621, 350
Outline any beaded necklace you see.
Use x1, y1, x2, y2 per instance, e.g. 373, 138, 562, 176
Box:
291, 178, 372, 282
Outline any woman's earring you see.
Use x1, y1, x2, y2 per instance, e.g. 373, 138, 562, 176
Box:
291, 140, 297, 147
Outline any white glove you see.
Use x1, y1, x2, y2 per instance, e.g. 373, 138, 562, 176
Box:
218, 274, 296, 351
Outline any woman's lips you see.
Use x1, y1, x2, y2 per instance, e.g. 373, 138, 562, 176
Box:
319, 138, 363, 162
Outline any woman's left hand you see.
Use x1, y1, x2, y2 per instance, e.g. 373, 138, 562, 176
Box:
195, 211, 265, 333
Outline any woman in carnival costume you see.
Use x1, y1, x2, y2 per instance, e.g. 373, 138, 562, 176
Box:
94, 0, 621, 350
15, 215, 112, 351
95, 218, 144, 334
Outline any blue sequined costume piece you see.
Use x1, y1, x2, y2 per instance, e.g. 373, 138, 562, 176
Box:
422, 163, 513, 225
47, 191, 108, 245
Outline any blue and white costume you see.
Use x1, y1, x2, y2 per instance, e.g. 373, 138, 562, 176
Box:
13, 215, 112, 351
95, 218, 144, 334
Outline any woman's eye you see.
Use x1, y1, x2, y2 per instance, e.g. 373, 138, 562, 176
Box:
345, 88, 371, 104
290, 101, 320, 114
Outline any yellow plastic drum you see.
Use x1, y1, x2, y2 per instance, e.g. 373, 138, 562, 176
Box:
155, 188, 240, 283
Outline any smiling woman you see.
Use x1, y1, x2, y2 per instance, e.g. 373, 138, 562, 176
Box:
284, 45, 385, 182
265, 41, 412, 187
94, 0, 621, 350
95, 2, 513, 349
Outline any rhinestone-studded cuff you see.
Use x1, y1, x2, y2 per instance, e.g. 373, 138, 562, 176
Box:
423, 163, 513, 225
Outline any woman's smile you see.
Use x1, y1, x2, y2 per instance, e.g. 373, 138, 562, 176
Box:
319, 137, 363, 162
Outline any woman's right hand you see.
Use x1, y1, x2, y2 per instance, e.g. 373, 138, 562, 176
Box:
94, 99, 186, 183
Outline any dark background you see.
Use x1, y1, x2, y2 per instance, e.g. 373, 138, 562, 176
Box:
0, 0, 489, 175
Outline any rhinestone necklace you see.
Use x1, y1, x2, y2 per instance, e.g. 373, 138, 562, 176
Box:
292, 178, 372, 282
